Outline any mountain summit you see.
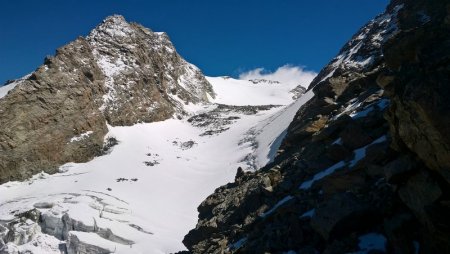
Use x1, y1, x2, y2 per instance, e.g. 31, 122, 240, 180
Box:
0, 15, 214, 183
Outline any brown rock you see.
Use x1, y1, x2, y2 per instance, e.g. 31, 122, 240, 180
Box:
0, 15, 214, 184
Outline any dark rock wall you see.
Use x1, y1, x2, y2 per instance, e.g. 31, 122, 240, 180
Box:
381, 0, 450, 251
184, 0, 450, 253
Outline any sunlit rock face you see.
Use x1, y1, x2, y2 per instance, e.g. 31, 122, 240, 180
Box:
0, 15, 214, 184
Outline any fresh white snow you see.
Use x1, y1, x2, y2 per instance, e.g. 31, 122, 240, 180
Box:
241, 89, 315, 169
207, 76, 301, 106
261, 195, 294, 218
0, 75, 314, 253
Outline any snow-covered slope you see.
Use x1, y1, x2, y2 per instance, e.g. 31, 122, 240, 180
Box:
207, 76, 301, 106
0, 76, 313, 253
250, 89, 315, 167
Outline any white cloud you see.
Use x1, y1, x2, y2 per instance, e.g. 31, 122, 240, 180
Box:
239, 65, 317, 88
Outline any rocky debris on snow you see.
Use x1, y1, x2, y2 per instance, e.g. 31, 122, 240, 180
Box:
144, 161, 160, 167
188, 104, 280, 136
128, 224, 153, 235
99, 137, 119, 156
116, 178, 138, 182
172, 140, 198, 150
248, 79, 281, 85
0, 15, 214, 184
290, 85, 307, 100
180, 140, 197, 150
143, 152, 161, 166
184, 0, 450, 253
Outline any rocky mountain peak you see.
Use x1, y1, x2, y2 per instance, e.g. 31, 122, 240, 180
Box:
88, 15, 135, 40
101, 14, 127, 25
84, 15, 215, 124
88, 14, 154, 42
0, 15, 215, 184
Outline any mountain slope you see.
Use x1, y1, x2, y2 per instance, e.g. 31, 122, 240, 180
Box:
184, 0, 450, 253
0, 68, 311, 253
0, 15, 214, 184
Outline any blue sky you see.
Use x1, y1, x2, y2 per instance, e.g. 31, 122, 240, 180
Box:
0, 0, 388, 84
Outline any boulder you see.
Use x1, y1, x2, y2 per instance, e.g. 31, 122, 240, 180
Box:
310, 193, 370, 240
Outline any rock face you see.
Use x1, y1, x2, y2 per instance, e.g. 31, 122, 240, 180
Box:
184, 0, 450, 253
0, 15, 214, 184
381, 0, 450, 183
86, 15, 214, 125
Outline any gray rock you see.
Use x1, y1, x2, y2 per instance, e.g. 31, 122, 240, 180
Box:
0, 15, 215, 184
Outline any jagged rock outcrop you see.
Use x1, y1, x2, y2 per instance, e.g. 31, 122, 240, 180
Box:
184, 0, 450, 253
0, 15, 214, 184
